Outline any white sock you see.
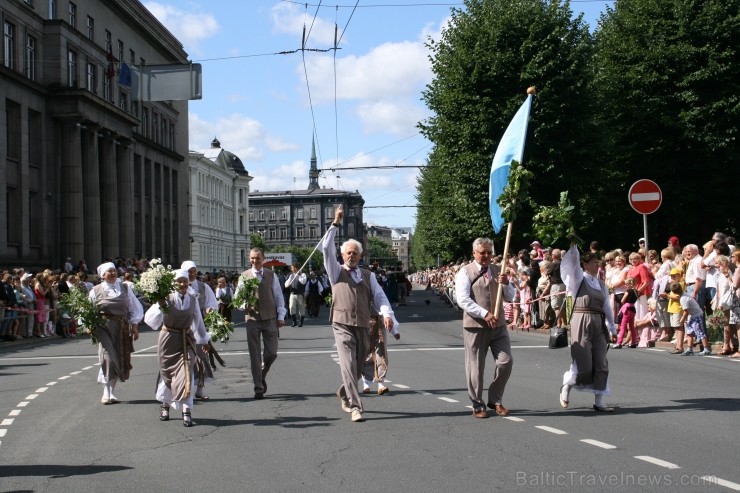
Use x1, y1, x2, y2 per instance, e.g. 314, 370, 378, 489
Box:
560, 384, 571, 402
102, 384, 110, 399
595, 394, 605, 407
378, 381, 387, 390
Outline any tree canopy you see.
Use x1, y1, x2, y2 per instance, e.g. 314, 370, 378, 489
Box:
413, 0, 739, 267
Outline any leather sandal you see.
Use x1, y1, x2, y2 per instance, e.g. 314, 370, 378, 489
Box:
159, 405, 170, 421
182, 411, 192, 427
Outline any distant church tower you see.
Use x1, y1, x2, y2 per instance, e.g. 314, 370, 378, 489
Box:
308, 136, 320, 190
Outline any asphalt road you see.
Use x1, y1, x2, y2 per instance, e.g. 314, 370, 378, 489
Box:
1, 287, 739, 492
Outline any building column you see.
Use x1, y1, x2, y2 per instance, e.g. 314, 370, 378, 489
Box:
99, 136, 119, 256
82, 129, 102, 267
117, 143, 134, 258
59, 121, 85, 263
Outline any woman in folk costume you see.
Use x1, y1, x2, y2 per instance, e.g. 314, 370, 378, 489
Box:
558, 244, 618, 412
144, 269, 210, 427
181, 260, 219, 399
88, 262, 143, 404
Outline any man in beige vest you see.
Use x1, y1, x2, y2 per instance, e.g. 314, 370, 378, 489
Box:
237, 248, 286, 400
321, 206, 396, 422
455, 238, 515, 418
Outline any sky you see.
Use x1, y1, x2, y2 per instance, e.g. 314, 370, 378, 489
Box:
143, 0, 612, 230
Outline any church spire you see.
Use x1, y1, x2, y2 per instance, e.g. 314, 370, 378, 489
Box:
308, 135, 319, 190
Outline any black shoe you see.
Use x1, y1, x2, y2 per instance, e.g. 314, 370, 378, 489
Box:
254, 392, 264, 400
299, 316, 304, 327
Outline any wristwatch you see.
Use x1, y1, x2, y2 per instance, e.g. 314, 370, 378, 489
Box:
332, 222, 340, 228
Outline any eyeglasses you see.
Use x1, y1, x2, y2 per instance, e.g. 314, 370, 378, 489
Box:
475, 250, 493, 256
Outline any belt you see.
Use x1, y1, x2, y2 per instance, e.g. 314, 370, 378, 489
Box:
162, 326, 190, 333
573, 307, 604, 315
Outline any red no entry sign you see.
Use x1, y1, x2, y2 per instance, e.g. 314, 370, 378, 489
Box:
628, 179, 662, 215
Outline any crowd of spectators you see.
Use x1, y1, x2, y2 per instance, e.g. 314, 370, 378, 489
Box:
412, 232, 740, 355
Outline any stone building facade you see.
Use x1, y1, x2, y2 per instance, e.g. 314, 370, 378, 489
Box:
248, 138, 366, 257
1, 0, 191, 270
188, 138, 253, 273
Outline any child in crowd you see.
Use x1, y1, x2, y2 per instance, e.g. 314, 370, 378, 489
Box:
671, 282, 711, 356
663, 268, 685, 354
518, 268, 532, 331
614, 277, 638, 348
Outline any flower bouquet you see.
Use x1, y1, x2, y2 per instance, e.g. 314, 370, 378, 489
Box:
204, 310, 234, 342
706, 309, 727, 343
231, 275, 260, 315
135, 259, 177, 313
59, 287, 106, 344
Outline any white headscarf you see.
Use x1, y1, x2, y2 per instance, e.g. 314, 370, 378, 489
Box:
174, 269, 189, 281
97, 262, 116, 278
181, 260, 197, 272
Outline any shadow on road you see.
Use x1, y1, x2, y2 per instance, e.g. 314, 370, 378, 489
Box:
0, 464, 133, 478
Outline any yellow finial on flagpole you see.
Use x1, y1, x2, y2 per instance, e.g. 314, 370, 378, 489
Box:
527, 86, 536, 95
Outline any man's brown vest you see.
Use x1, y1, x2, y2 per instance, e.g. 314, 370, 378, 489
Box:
242, 269, 277, 321
461, 262, 507, 328
330, 268, 372, 328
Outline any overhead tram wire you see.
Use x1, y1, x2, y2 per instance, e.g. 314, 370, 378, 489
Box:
300, 1, 326, 175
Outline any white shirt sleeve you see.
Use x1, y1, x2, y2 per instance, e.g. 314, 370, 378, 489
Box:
201, 283, 218, 311
321, 226, 342, 286
126, 284, 144, 324
191, 300, 210, 345
272, 277, 287, 321
144, 301, 164, 330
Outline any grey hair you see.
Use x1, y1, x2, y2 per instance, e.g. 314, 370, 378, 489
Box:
341, 239, 363, 255
472, 238, 494, 251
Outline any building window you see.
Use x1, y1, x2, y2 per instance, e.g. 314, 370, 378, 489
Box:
348, 208, 355, 217
348, 224, 355, 237
161, 118, 167, 147
269, 228, 276, 239
67, 49, 77, 87
117, 40, 123, 65
86, 16, 94, 39
119, 90, 128, 112
280, 227, 287, 238
169, 121, 175, 150
258, 210, 264, 220
49, 0, 56, 19
131, 100, 138, 118
152, 112, 158, 143
68, 2, 76, 29
310, 207, 316, 219
25, 35, 36, 81
269, 210, 275, 220
309, 226, 317, 238
281, 208, 287, 220
297, 227, 304, 238
104, 30, 111, 53
248, 210, 254, 221
325, 206, 334, 218
141, 107, 148, 137
86, 62, 95, 92
103, 72, 111, 100
296, 208, 303, 220
239, 215, 244, 234
3, 22, 15, 70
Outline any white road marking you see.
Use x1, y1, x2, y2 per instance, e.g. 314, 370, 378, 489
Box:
535, 426, 568, 435
645, 348, 664, 352
70, 371, 81, 375
438, 397, 458, 403
133, 344, 158, 353
17, 402, 29, 408
503, 416, 525, 422
0, 429, 6, 437
701, 476, 740, 491
392, 384, 410, 389
25, 394, 38, 400
634, 456, 680, 469
46, 382, 57, 386
58, 376, 70, 380
9, 410, 20, 417
34, 387, 48, 393
82, 366, 95, 370
580, 439, 617, 449
1, 419, 14, 426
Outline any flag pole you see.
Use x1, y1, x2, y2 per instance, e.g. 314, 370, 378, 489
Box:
493, 221, 513, 319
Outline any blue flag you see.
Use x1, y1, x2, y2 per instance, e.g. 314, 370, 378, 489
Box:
489, 94, 533, 234
118, 62, 132, 87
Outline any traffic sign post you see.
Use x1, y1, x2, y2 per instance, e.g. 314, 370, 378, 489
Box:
628, 179, 662, 253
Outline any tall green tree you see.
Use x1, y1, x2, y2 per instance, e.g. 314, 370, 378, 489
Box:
414, 0, 596, 266
593, 0, 740, 243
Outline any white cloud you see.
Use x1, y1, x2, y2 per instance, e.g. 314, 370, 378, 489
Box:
356, 100, 427, 136
189, 113, 266, 162
143, 2, 219, 54
270, 3, 337, 47
301, 41, 431, 103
